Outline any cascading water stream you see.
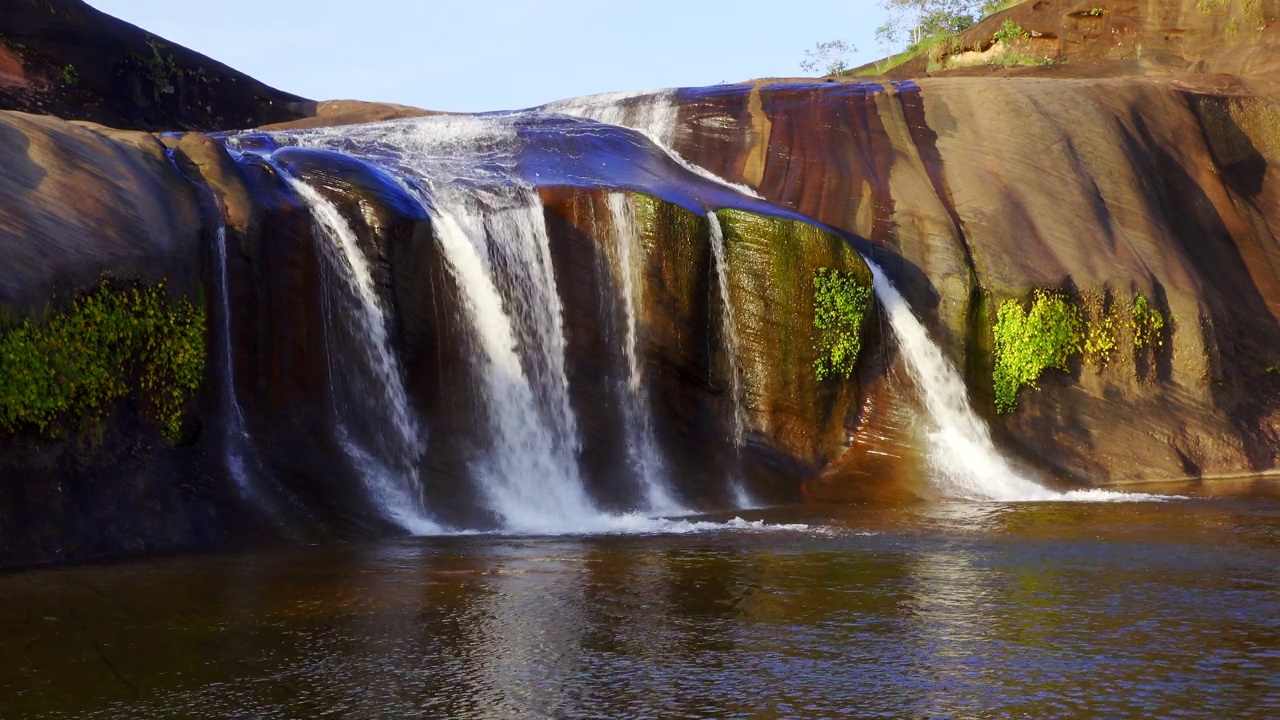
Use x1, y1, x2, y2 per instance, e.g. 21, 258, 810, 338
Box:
281, 173, 440, 533
423, 192, 601, 532
865, 260, 1159, 502
707, 213, 755, 508
270, 118, 620, 530
707, 213, 747, 446
211, 222, 255, 497
273, 116, 705, 529
604, 194, 681, 513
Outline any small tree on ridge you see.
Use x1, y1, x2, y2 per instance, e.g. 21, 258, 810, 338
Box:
800, 40, 856, 76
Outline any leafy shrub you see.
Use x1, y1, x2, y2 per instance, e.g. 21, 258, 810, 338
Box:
61, 64, 78, 85
0, 280, 206, 443
1131, 293, 1165, 349
813, 268, 872, 382
992, 19, 1029, 44
1083, 296, 1119, 366
137, 36, 179, 99
992, 290, 1084, 413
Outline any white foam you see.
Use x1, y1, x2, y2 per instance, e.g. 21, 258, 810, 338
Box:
489, 514, 831, 537
1052, 489, 1186, 503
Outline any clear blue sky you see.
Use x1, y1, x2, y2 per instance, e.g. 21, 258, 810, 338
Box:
86, 0, 891, 112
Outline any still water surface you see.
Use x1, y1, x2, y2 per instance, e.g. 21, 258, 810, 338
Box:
1, 480, 1277, 719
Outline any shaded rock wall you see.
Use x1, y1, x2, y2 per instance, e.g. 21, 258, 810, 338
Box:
0, 110, 266, 568
0, 0, 312, 131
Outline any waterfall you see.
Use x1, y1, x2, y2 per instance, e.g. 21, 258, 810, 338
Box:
275, 116, 684, 528
605, 194, 681, 513
707, 213, 747, 445
707, 212, 756, 507
865, 261, 1060, 501
211, 221, 256, 497
282, 173, 441, 533
542, 89, 679, 144
271, 118, 610, 531
425, 192, 601, 532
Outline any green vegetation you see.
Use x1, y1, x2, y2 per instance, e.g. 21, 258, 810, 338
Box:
1082, 294, 1119, 367
1088, 7, 1107, 16
949, 50, 1055, 68
139, 36, 178, 99
1199, 0, 1272, 29
855, 1, 1042, 75
992, 290, 1084, 413
61, 64, 77, 85
0, 280, 206, 443
992, 289, 1173, 412
812, 268, 872, 382
800, 40, 856, 76
1131, 293, 1166, 349
991, 19, 1029, 44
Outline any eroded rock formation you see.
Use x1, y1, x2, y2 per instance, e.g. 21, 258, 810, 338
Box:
0, 0, 1277, 568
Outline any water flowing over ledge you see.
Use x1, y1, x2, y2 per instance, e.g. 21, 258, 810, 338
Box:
211, 94, 1180, 537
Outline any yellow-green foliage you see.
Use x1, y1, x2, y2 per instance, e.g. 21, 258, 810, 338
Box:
1131, 293, 1165, 349
1083, 294, 1119, 366
992, 19, 1029, 44
993, 289, 1173, 412
992, 290, 1085, 413
0, 281, 206, 443
813, 267, 872, 382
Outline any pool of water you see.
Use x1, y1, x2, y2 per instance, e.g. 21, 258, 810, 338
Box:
1, 479, 1277, 719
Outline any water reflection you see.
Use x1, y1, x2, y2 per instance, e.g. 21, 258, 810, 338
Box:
0, 485, 1277, 719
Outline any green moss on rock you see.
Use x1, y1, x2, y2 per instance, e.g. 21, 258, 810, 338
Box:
0, 280, 206, 443
812, 268, 872, 381
715, 208, 873, 388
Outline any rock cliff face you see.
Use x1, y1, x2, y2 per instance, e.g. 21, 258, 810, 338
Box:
0, 111, 264, 566
638, 1, 1280, 484
0, 0, 1278, 567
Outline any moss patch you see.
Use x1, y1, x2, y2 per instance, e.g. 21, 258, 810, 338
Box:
0, 280, 206, 443
812, 268, 872, 382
